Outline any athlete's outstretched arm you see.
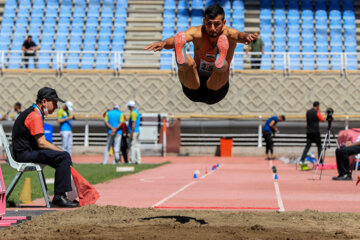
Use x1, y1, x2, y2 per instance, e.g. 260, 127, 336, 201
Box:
144, 28, 196, 52
228, 28, 257, 45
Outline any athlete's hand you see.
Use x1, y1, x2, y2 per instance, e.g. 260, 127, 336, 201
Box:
144, 41, 166, 52
244, 33, 257, 45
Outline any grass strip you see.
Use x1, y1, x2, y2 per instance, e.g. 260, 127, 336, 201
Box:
0, 162, 169, 206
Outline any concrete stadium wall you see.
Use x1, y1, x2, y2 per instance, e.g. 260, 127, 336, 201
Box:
0, 70, 359, 116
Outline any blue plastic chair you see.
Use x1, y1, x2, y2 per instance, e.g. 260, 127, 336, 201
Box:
67, 53, 80, 69
44, 17, 57, 26
87, 7, 99, 18
72, 17, 84, 26
164, 0, 176, 9
260, 54, 272, 70
232, 0, 244, 10
100, 17, 113, 27
16, 17, 28, 26
288, 0, 299, 9
115, 7, 127, 18
86, 17, 98, 26
177, 0, 190, 9
81, 53, 94, 69
274, 0, 285, 9
329, 0, 340, 10
260, 9, 271, 20
191, 0, 203, 9
32, 8, 44, 18
101, 7, 113, 18
260, 0, 271, 9
1, 17, 15, 26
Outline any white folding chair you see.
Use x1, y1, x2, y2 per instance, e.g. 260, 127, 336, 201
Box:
352, 154, 360, 182
0, 125, 50, 208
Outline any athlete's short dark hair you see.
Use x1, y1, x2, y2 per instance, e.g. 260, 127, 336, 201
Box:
313, 101, 320, 107
279, 115, 286, 121
204, 4, 225, 20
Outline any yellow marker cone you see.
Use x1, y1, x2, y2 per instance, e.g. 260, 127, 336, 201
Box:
109, 147, 113, 156
19, 177, 33, 204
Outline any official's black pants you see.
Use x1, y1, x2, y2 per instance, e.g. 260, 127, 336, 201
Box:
15, 149, 72, 195
300, 132, 322, 161
263, 131, 273, 154
335, 145, 360, 176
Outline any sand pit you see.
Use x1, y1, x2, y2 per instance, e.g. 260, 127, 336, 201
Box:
1, 205, 360, 239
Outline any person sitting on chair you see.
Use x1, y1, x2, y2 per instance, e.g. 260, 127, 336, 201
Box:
333, 135, 360, 181
12, 87, 79, 207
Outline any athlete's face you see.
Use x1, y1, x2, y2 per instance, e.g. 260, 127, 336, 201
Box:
203, 15, 225, 38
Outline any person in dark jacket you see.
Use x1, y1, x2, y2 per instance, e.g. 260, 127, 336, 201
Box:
299, 101, 325, 170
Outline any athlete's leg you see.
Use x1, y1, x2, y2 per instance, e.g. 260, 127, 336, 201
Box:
175, 31, 200, 90
206, 34, 230, 91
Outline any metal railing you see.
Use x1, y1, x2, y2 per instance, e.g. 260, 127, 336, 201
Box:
0, 50, 358, 72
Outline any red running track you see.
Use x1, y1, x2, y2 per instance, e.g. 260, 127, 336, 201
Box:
29, 155, 360, 212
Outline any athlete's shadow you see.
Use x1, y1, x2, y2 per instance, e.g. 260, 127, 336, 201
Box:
140, 215, 208, 225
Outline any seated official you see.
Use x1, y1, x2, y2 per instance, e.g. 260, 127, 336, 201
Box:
333, 135, 360, 181
12, 87, 79, 207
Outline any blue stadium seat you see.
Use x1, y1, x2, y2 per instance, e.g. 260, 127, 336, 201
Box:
16, 17, 28, 26
191, 0, 203, 9
57, 26, 70, 35
288, 10, 299, 20
86, 17, 98, 26
69, 35, 82, 44
345, 53, 357, 70
44, 16, 57, 26
343, 10, 355, 21
219, 0, 231, 9
101, 7, 113, 17
233, 53, 243, 70
301, 10, 313, 20
100, 17, 113, 27
30, 17, 42, 26
87, 7, 99, 18
40, 42, 52, 50
163, 16, 175, 27
81, 53, 94, 69
112, 33, 125, 42
315, 10, 327, 20
259, 9, 271, 20
205, 0, 216, 8
29, 26, 41, 36
41, 35, 54, 43
1, 17, 15, 26
14, 27, 27, 35
316, 48, 329, 70
17, 8, 29, 18
85, 26, 97, 35
73, 8, 85, 18
75, 0, 86, 6
72, 17, 84, 26
115, 0, 127, 8
3, 7, 16, 18
160, 53, 172, 70
260, 54, 272, 70
115, 7, 127, 18
8, 52, 22, 69
177, 0, 189, 9
232, 0, 244, 10
114, 16, 126, 26
163, 8, 175, 19
98, 42, 109, 51
83, 42, 95, 51
0, 43, 9, 51
89, 0, 101, 6
99, 26, 111, 35
19, 0, 32, 8
99, 35, 111, 43
164, 0, 176, 9
33, 0, 45, 6
95, 53, 109, 69
111, 42, 124, 51
232, 8, 244, 20
59, 6, 72, 18
32, 8, 44, 17
67, 53, 80, 69
5, 0, 17, 7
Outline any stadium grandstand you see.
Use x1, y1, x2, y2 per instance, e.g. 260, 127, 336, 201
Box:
0, 0, 358, 70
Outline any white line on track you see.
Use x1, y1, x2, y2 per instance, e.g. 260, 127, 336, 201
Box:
151, 164, 224, 208
269, 160, 285, 212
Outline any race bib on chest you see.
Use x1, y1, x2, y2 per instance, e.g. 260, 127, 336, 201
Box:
198, 59, 214, 76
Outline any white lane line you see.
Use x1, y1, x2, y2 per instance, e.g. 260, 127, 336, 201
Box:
152, 163, 224, 208
151, 181, 196, 208
270, 160, 285, 212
